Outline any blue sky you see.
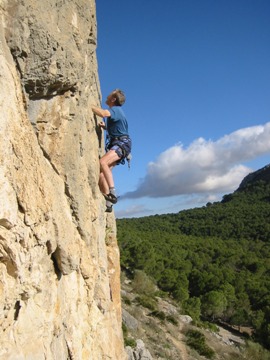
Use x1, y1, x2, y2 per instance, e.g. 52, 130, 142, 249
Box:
95, 0, 270, 218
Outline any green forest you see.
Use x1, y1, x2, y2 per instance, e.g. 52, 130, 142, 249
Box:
117, 166, 270, 350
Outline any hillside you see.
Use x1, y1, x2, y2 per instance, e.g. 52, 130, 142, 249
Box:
117, 165, 270, 356
121, 271, 270, 360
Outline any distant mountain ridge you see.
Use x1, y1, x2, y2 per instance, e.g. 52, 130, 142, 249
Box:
237, 163, 270, 190
177, 163, 270, 241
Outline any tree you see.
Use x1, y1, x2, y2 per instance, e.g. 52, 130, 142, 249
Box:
183, 297, 201, 322
230, 308, 250, 331
201, 291, 227, 320
219, 283, 237, 320
173, 283, 189, 303
157, 269, 178, 292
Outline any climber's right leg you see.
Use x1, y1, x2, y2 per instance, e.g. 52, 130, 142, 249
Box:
99, 150, 120, 211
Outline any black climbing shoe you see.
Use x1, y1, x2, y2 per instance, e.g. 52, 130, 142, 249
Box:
105, 206, 113, 213
103, 192, 118, 204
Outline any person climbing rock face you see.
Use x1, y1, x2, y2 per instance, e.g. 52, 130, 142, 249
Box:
92, 89, 132, 212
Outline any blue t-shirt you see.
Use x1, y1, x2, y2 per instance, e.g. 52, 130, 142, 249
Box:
106, 106, 129, 138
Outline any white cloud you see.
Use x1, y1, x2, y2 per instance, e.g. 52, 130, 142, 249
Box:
115, 204, 151, 218
124, 122, 270, 199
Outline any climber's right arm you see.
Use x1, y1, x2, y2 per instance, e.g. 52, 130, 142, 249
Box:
91, 105, 111, 118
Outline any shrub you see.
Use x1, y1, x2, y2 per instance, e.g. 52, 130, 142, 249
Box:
185, 329, 215, 359
243, 340, 270, 360
149, 310, 166, 321
124, 337, 137, 348
199, 321, 219, 333
154, 289, 168, 298
122, 296, 131, 306
135, 295, 157, 311
122, 323, 128, 337
166, 315, 178, 326
132, 270, 156, 295
122, 323, 136, 348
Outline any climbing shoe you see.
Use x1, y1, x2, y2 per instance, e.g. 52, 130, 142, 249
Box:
103, 192, 118, 204
105, 205, 113, 213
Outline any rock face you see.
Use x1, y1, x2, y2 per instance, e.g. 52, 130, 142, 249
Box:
126, 340, 153, 360
0, 1, 126, 359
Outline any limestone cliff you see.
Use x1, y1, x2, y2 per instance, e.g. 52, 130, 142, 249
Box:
0, 0, 126, 358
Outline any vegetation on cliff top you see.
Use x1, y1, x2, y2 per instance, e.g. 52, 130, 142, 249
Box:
117, 165, 270, 350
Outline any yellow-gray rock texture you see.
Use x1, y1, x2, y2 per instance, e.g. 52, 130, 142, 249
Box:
0, 0, 126, 358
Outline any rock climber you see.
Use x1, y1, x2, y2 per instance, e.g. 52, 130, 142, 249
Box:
92, 89, 132, 212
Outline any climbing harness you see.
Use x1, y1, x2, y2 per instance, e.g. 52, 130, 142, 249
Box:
106, 135, 132, 168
